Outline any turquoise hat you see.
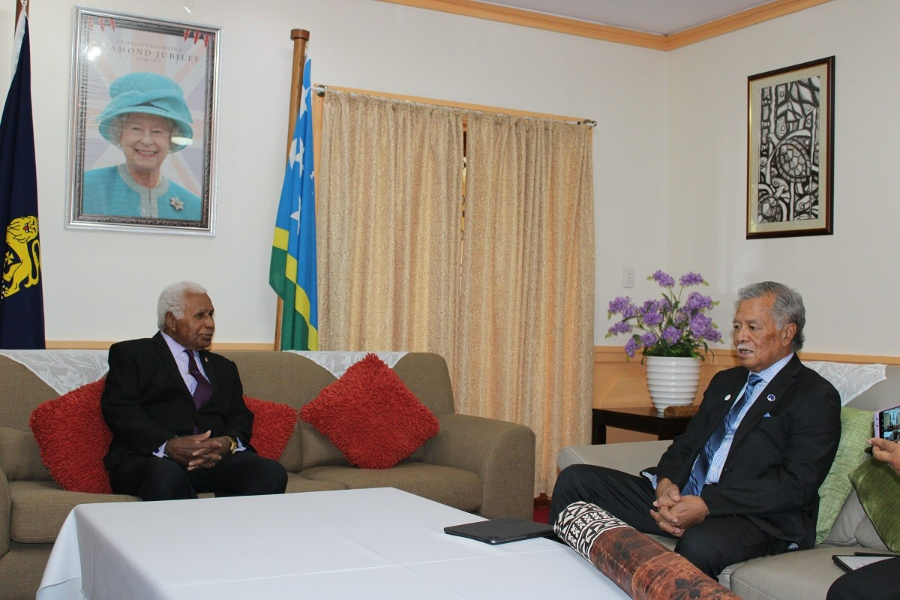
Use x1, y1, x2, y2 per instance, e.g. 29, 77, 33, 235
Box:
97, 72, 194, 151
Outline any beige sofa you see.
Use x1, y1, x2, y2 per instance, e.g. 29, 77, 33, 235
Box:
0, 351, 536, 600
558, 363, 900, 600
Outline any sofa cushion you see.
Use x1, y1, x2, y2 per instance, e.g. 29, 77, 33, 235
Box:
29, 380, 113, 494
283, 472, 346, 494
9, 480, 138, 543
243, 396, 299, 460
816, 406, 873, 543
825, 489, 868, 546
729, 546, 847, 600
302, 462, 482, 512
850, 457, 899, 551
299, 354, 439, 469
0, 427, 51, 482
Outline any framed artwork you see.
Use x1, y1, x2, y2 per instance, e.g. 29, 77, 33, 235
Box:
65, 7, 220, 235
746, 56, 834, 239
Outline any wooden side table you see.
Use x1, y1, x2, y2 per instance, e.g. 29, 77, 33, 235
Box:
591, 406, 697, 444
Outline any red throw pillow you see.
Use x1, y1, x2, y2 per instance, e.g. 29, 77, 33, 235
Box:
299, 353, 440, 469
29, 380, 113, 494
243, 396, 299, 460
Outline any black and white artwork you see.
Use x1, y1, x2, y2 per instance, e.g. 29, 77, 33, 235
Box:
747, 57, 834, 239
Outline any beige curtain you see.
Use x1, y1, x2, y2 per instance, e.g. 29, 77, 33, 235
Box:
456, 113, 595, 495
317, 91, 464, 360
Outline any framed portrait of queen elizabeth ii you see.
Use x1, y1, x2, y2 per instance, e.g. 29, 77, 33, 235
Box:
65, 7, 220, 235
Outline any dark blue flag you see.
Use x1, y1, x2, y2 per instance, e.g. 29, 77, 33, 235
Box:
0, 12, 45, 348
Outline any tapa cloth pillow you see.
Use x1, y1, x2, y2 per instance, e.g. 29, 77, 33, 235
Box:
849, 456, 900, 552
29, 380, 113, 494
299, 353, 440, 469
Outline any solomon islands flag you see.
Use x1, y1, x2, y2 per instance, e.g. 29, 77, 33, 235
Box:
269, 56, 317, 350
0, 11, 45, 349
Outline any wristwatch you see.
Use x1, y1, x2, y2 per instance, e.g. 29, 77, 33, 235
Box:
227, 436, 238, 454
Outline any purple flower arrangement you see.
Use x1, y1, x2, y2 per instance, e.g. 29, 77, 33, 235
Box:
607, 270, 723, 359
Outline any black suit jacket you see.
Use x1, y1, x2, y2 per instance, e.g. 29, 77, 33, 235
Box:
101, 332, 254, 470
647, 354, 840, 548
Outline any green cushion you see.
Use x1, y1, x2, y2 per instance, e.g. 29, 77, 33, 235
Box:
849, 457, 900, 552
816, 407, 873, 543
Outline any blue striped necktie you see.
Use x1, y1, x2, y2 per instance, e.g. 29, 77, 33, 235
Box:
683, 372, 765, 496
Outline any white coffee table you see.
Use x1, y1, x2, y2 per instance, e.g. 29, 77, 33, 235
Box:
38, 487, 628, 600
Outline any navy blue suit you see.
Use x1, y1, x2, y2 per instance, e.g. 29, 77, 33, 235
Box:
551, 355, 841, 576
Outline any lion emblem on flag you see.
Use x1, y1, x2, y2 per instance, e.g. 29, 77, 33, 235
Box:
2, 216, 41, 299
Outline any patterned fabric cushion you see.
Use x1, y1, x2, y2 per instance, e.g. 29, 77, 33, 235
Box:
555, 501, 740, 599
29, 380, 113, 494
299, 354, 440, 469
816, 406, 873, 542
850, 457, 900, 552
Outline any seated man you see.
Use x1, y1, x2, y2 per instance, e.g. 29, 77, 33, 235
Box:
101, 281, 287, 501
550, 281, 841, 578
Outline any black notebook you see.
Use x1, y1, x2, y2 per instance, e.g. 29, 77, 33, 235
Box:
444, 517, 554, 545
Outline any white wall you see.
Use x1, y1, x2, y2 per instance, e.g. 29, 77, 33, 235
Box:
6, 0, 667, 344
665, 0, 900, 355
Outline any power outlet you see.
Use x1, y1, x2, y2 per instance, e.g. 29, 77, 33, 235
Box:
623, 267, 635, 288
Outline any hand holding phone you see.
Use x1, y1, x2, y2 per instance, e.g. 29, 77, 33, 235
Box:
874, 405, 900, 441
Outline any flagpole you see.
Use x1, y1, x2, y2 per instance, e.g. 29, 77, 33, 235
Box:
15, 0, 28, 21
274, 28, 309, 350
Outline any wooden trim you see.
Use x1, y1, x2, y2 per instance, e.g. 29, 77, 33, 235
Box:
594, 345, 900, 366
45, 341, 275, 351
378, 0, 831, 51
665, 0, 833, 50
317, 84, 589, 124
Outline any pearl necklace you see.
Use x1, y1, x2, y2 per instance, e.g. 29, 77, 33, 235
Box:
126, 165, 163, 190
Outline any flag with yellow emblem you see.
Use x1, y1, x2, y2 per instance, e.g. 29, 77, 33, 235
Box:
0, 10, 45, 348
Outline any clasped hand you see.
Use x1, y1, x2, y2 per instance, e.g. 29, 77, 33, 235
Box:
650, 477, 710, 537
164, 431, 231, 470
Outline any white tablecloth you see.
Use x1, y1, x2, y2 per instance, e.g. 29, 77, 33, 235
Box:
38, 488, 628, 600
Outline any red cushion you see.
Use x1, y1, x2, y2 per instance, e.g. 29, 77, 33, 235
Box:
29, 380, 113, 494
243, 396, 299, 460
299, 353, 440, 469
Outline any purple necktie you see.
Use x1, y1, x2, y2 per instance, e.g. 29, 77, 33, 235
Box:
186, 350, 213, 411
683, 372, 764, 496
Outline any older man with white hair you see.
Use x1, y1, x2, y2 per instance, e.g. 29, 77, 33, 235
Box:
101, 281, 287, 501
550, 281, 841, 579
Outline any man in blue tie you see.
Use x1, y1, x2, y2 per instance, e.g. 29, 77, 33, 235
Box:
101, 281, 287, 501
550, 281, 841, 578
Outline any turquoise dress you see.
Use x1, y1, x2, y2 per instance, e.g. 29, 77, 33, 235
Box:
82, 165, 202, 221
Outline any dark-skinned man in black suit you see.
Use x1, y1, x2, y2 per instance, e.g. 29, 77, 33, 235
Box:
101, 281, 287, 501
550, 281, 841, 579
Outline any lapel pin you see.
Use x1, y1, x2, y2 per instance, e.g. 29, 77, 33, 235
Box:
724, 394, 731, 401
767, 394, 776, 402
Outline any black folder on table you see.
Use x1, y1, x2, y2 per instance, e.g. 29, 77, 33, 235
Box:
444, 517, 554, 545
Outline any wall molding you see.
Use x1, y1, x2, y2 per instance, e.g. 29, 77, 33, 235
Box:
379, 0, 832, 51
45, 341, 275, 351
594, 345, 899, 414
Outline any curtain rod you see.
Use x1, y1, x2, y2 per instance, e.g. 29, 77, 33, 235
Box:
313, 84, 596, 127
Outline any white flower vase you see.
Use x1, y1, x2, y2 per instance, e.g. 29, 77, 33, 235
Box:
645, 356, 701, 412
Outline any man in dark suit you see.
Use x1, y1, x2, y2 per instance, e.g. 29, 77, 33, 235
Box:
101, 281, 287, 501
550, 281, 841, 578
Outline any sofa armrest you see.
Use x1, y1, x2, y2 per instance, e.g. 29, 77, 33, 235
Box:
558, 441, 671, 476
0, 466, 9, 560
424, 413, 535, 520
